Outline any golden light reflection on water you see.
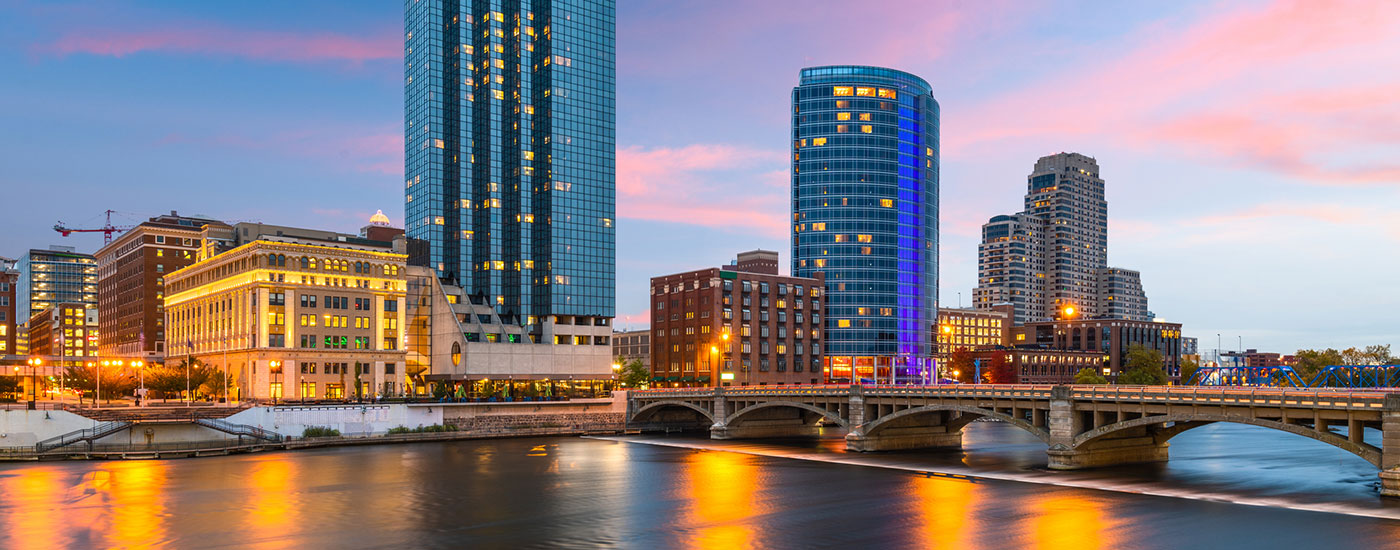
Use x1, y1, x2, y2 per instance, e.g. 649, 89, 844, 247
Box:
101, 460, 169, 549
0, 466, 65, 549
244, 457, 298, 550
1032, 494, 1113, 550
680, 451, 759, 549
912, 475, 978, 549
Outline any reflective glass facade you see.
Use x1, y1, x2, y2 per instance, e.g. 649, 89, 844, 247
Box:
405, 0, 616, 327
791, 66, 939, 384
19, 248, 97, 319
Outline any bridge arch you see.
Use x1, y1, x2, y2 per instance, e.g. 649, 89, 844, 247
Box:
630, 400, 715, 424
724, 401, 848, 429
1072, 414, 1382, 467
860, 404, 1050, 444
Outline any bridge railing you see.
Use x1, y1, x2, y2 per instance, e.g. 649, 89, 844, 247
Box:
1071, 385, 1391, 409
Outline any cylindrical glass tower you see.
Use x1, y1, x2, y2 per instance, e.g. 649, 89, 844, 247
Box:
791, 65, 938, 384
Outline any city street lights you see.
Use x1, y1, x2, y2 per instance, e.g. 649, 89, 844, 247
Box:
133, 360, 146, 406
26, 358, 42, 408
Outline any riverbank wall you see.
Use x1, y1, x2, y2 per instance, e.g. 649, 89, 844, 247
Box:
0, 393, 628, 460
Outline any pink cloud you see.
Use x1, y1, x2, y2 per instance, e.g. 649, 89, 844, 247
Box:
617, 144, 789, 236
40, 24, 398, 64
952, 0, 1400, 185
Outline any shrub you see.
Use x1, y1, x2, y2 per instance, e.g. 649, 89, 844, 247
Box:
386, 424, 458, 434
302, 426, 341, 438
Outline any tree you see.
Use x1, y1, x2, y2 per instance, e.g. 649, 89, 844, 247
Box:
949, 348, 976, 383
145, 363, 195, 402
1118, 344, 1168, 385
199, 366, 235, 400
985, 353, 1017, 384
64, 365, 140, 404
617, 358, 650, 389
1179, 356, 1200, 385
1073, 367, 1108, 385
0, 375, 20, 400
1293, 348, 1344, 383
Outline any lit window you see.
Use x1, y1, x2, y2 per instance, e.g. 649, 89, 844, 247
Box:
858, 113, 872, 121
434, 217, 445, 225
926, 147, 934, 156
813, 137, 827, 146
833, 235, 846, 243
814, 259, 826, 267
877, 88, 897, 99
860, 247, 872, 255
836, 112, 851, 121
837, 125, 849, 133
860, 125, 873, 134
856, 87, 875, 97
837, 319, 851, 327
835, 100, 850, 108
833, 86, 853, 96
880, 199, 894, 208
857, 234, 873, 243
812, 222, 826, 231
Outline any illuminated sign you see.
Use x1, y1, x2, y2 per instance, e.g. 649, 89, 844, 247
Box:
720, 372, 735, 381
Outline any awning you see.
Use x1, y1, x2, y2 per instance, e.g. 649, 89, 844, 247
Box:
697, 376, 712, 383
665, 376, 679, 382
681, 376, 696, 382
651, 376, 665, 382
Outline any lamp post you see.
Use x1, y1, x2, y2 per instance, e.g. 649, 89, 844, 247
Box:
133, 360, 145, 406
98, 360, 108, 407
611, 362, 621, 390
26, 358, 42, 408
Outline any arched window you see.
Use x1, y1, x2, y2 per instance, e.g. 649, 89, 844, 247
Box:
300, 257, 310, 269
451, 342, 462, 366
276, 254, 286, 267
268, 253, 277, 266
309, 258, 316, 269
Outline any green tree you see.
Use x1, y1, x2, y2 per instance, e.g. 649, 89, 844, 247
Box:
617, 358, 650, 389
198, 366, 235, 400
1293, 348, 1343, 383
1179, 356, 1200, 385
145, 363, 195, 402
1073, 367, 1108, 385
1118, 344, 1168, 385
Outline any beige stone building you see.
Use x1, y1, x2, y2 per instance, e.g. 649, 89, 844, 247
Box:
165, 236, 408, 401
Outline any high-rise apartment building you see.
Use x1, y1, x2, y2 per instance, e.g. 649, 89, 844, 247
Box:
18, 246, 96, 320
95, 211, 220, 360
791, 65, 939, 383
974, 153, 1150, 323
404, 0, 617, 379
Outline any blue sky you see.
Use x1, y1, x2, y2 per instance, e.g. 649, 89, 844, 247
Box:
1, 0, 1397, 354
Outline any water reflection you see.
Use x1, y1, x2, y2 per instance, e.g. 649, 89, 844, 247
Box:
244, 457, 297, 550
681, 450, 758, 549
0, 466, 64, 549
912, 475, 976, 549
1032, 494, 1112, 550
102, 460, 169, 549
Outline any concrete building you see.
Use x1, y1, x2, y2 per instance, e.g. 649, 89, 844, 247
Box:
1, 257, 17, 357
966, 348, 1106, 384
408, 265, 617, 398
404, 0, 619, 387
792, 65, 940, 383
612, 328, 650, 367
1015, 318, 1183, 382
165, 233, 408, 401
1222, 349, 1296, 368
95, 211, 221, 361
651, 250, 825, 387
18, 246, 96, 320
974, 153, 1151, 323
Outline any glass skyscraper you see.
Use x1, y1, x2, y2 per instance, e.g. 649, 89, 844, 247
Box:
404, 0, 616, 329
791, 66, 939, 384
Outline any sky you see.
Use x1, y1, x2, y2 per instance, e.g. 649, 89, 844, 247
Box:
0, 0, 1397, 354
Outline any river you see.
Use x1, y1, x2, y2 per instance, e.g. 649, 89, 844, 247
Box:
1, 422, 1398, 549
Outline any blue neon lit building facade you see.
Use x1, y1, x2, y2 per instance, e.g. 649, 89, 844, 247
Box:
404, 0, 616, 328
791, 66, 938, 384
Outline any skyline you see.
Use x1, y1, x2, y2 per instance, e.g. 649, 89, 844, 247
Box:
1, 0, 1397, 353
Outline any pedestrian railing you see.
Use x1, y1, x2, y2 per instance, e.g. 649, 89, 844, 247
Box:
34, 421, 133, 453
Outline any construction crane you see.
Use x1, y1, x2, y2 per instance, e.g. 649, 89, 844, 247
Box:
54, 210, 135, 245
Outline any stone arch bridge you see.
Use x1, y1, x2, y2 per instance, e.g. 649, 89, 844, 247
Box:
627, 384, 1400, 496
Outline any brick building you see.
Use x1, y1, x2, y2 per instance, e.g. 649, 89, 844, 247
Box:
651, 250, 824, 387
95, 211, 221, 361
1015, 318, 1183, 382
1, 257, 17, 357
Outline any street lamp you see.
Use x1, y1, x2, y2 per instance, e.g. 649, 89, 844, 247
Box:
269, 360, 282, 405
133, 360, 145, 406
26, 358, 42, 407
